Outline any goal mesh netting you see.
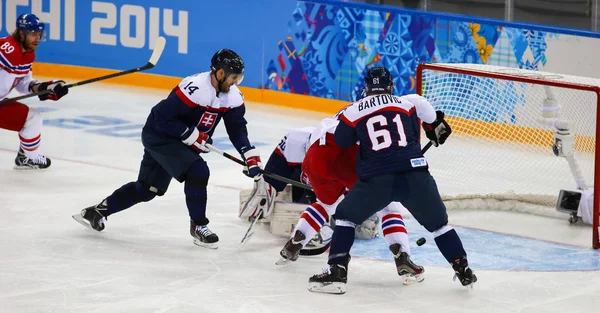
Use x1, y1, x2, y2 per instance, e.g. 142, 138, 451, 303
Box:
416, 63, 599, 249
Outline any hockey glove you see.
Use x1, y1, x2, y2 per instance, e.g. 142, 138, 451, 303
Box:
181, 127, 212, 153
35, 80, 69, 101
241, 147, 262, 178
422, 110, 452, 147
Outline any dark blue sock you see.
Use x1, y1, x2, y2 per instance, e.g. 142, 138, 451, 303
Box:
184, 160, 210, 224
328, 224, 355, 265
434, 228, 467, 263
105, 181, 156, 217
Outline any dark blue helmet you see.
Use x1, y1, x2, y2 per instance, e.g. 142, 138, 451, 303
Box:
211, 49, 244, 84
365, 66, 393, 94
211, 49, 244, 75
16, 13, 45, 36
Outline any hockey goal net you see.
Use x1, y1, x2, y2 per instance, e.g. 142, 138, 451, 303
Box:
416, 63, 599, 249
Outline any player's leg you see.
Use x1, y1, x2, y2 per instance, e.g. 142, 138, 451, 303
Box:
377, 202, 424, 284
278, 170, 345, 262
0, 102, 50, 169
279, 195, 343, 263
139, 132, 216, 248
279, 144, 347, 263
308, 174, 394, 294
73, 148, 170, 231
394, 170, 476, 287
182, 158, 219, 248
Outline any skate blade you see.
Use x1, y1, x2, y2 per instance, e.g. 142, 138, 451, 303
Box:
72, 214, 94, 230
193, 238, 218, 249
275, 257, 293, 266
13, 165, 47, 170
401, 273, 425, 285
307, 282, 346, 294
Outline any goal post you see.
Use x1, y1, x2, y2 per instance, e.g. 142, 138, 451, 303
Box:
416, 63, 600, 249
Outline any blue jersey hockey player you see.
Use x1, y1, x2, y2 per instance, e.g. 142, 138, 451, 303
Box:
308, 66, 477, 294
73, 49, 262, 249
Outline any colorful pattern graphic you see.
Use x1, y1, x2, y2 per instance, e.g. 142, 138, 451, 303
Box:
264, 2, 559, 102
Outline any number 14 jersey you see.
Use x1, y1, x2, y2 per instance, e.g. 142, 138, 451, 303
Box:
335, 93, 437, 179
142, 71, 252, 154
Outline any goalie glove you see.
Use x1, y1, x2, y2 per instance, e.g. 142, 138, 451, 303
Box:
239, 177, 276, 220
422, 110, 452, 147
33, 80, 69, 101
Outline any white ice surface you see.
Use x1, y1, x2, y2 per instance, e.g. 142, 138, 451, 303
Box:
1, 83, 599, 313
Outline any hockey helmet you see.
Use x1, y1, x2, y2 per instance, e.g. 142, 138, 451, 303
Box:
365, 66, 393, 94
16, 13, 45, 37
211, 49, 244, 85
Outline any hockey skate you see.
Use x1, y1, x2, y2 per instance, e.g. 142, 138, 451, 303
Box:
72, 200, 107, 231
14, 148, 51, 170
276, 230, 306, 265
452, 256, 477, 288
389, 244, 425, 285
190, 221, 219, 249
308, 256, 350, 294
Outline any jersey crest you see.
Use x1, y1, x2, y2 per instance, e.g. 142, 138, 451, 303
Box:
198, 111, 219, 131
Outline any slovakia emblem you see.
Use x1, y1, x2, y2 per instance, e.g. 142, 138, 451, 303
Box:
198, 112, 218, 131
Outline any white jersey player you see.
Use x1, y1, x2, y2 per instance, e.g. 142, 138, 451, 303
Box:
242, 115, 424, 283
0, 14, 69, 169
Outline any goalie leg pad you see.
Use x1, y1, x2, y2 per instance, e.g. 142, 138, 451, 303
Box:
354, 214, 380, 239
239, 177, 276, 220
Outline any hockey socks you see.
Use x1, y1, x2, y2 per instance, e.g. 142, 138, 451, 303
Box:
184, 160, 210, 222
294, 202, 330, 247
328, 220, 356, 265
433, 226, 467, 263
381, 213, 411, 255
104, 181, 156, 216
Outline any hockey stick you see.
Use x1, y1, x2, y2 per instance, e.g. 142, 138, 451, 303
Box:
421, 141, 433, 154
205, 143, 313, 191
239, 211, 261, 246
0, 37, 167, 106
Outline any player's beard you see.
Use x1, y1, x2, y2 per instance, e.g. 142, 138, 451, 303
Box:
22, 39, 38, 51
219, 81, 231, 93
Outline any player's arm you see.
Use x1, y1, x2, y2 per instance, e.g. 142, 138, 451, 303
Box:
264, 150, 297, 192
153, 89, 196, 139
334, 118, 358, 148
404, 94, 452, 146
223, 105, 251, 154
264, 133, 302, 191
223, 105, 262, 178
14, 72, 38, 94
402, 94, 436, 124
20, 73, 68, 101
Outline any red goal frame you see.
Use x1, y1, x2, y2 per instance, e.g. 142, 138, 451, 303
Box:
416, 63, 600, 249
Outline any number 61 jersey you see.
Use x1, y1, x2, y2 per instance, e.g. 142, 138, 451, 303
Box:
334, 93, 437, 179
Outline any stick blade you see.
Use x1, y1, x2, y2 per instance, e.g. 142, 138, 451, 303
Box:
149, 37, 166, 66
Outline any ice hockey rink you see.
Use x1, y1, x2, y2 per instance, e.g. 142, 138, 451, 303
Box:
1, 82, 600, 313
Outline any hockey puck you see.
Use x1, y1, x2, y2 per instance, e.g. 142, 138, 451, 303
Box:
416, 237, 426, 246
